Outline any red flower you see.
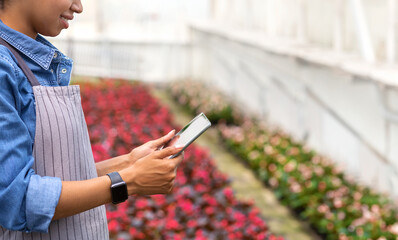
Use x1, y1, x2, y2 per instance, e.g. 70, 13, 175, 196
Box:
203, 195, 218, 206
187, 219, 197, 228
223, 187, 234, 200
165, 219, 181, 230
217, 219, 228, 228
79, 79, 283, 240
179, 199, 194, 214
194, 184, 207, 193
108, 219, 119, 234
152, 195, 166, 206
204, 206, 215, 216
135, 198, 149, 209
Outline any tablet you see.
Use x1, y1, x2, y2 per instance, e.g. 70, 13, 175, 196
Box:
162, 112, 211, 158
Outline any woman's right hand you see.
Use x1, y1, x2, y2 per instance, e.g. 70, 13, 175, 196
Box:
120, 146, 184, 196
53, 147, 183, 220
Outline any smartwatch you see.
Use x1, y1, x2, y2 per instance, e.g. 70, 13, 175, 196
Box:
107, 172, 128, 204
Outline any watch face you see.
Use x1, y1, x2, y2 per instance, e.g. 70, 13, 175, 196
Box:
111, 182, 128, 204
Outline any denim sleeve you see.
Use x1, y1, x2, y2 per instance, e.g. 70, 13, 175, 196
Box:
0, 53, 62, 233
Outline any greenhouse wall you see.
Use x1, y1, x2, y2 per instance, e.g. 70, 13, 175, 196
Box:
189, 22, 398, 199
51, 37, 190, 82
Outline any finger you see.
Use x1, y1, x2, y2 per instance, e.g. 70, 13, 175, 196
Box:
164, 153, 183, 170
171, 151, 184, 166
152, 130, 176, 148
154, 146, 183, 159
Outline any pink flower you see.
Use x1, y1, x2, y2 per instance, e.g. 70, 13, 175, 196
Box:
388, 223, 398, 234
217, 219, 228, 228
108, 219, 119, 234
223, 187, 234, 200
152, 195, 166, 206
203, 195, 218, 206
318, 181, 327, 192
333, 198, 344, 208
187, 219, 197, 228
233, 211, 247, 223
179, 199, 194, 214
165, 219, 181, 230
135, 199, 148, 209
194, 184, 207, 193
317, 204, 330, 214
205, 206, 215, 215
129, 227, 137, 237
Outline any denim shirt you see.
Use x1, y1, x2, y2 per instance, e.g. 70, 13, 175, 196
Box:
0, 20, 72, 233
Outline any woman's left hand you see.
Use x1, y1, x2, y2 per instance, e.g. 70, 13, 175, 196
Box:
127, 129, 176, 165
96, 130, 176, 177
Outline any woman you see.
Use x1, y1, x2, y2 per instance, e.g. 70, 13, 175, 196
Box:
0, 0, 184, 239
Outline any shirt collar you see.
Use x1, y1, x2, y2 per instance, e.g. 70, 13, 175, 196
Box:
0, 20, 57, 70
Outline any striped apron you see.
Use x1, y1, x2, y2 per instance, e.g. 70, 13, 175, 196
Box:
0, 39, 109, 239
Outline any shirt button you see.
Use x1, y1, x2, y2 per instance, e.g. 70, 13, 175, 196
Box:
54, 52, 58, 58
61, 68, 67, 74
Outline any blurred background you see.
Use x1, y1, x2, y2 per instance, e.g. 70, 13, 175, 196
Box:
50, 0, 398, 201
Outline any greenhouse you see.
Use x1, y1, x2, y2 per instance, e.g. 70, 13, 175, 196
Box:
0, 0, 398, 239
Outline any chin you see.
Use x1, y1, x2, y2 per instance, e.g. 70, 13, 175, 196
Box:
40, 29, 63, 38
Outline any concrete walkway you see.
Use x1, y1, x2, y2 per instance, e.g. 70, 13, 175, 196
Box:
151, 86, 321, 240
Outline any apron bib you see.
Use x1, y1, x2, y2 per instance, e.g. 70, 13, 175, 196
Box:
0, 39, 109, 240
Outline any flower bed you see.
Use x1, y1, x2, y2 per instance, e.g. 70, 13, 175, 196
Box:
168, 81, 243, 125
167, 80, 398, 240
79, 79, 282, 240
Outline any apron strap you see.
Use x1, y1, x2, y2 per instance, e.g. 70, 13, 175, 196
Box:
0, 38, 40, 86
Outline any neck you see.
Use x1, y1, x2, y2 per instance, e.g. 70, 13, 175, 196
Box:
0, 8, 37, 39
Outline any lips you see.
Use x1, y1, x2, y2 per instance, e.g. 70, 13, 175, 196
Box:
60, 15, 73, 29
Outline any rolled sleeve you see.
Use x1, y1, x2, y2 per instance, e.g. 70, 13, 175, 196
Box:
26, 175, 62, 232
0, 53, 62, 233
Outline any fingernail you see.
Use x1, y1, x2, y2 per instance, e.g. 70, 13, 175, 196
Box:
175, 144, 184, 149
168, 129, 175, 135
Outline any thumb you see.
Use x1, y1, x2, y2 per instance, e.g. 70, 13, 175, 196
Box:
153, 130, 175, 148
154, 146, 183, 159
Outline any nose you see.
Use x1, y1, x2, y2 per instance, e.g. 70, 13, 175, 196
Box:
71, 0, 83, 14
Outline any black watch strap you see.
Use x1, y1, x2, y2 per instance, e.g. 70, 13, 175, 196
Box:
107, 172, 128, 204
